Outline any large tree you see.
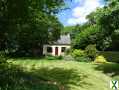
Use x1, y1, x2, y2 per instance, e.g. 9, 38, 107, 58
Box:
72, 0, 119, 51
0, 0, 65, 56
87, 0, 119, 50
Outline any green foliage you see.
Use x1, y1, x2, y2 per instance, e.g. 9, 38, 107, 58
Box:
63, 55, 74, 61
62, 24, 90, 40
86, 0, 119, 50
71, 49, 85, 58
15, 14, 63, 56
45, 55, 63, 60
0, 51, 7, 63
85, 44, 97, 60
61, 26, 75, 34
71, 49, 90, 62
65, 48, 71, 55
70, 24, 91, 39
72, 0, 119, 51
110, 30, 119, 50
72, 25, 100, 49
76, 57, 91, 62
0, 0, 65, 56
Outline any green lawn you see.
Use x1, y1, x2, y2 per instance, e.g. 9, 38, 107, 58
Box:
8, 58, 119, 90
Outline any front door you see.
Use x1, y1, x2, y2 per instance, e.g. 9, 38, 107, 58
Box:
55, 47, 58, 56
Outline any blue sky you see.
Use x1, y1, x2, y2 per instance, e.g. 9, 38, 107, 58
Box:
57, 0, 105, 26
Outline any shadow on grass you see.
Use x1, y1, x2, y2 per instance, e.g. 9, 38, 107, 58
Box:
9, 56, 44, 60
94, 63, 119, 77
0, 63, 89, 90
0, 63, 59, 90
9, 56, 62, 61
30, 67, 88, 90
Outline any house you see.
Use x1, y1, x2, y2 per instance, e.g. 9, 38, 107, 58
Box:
43, 34, 71, 56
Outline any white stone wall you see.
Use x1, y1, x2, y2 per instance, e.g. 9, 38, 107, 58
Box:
43, 44, 71, 56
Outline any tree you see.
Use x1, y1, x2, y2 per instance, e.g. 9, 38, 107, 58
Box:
93, 0, 119, 50
0, 0, 65, 56
72, 0, 119, 51
72, 25, 100, 49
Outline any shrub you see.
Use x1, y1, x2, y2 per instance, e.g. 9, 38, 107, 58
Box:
55, 56, 63, 60
45, 55, 63, 60
71, 49, 85, 58
85, 44, 97, 60
94, 55, 107, 63
76, 57, 91, 62
45, 55, 56, 60
71, 49, 90, 62
65, 48, 71, 55
63, 55, 74, 61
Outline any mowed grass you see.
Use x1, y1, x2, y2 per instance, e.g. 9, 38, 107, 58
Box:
8, 58, 118, 90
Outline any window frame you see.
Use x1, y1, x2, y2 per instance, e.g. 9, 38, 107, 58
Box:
47, 47, 52, 53
61, 47, 66, 52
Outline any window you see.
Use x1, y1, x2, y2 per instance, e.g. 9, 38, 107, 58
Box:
47, 47, 52, 53
61, 47, 66, 52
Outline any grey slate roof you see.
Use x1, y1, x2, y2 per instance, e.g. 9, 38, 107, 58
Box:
54, 34, 71, 45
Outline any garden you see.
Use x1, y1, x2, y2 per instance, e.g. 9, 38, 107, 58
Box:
0, 0, 119, 90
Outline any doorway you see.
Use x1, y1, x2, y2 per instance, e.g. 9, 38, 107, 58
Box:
55, 47, 58, 55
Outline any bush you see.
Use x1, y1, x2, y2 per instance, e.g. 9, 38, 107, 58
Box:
85, 44, 97, 60
71, 49, 90, 62
71, 49, 85, 57
71, 49, 85, 58
65, 48, 71, 55
45, 55, 63, 60
76, 57, 91, 62
94, 55, 107, 63
63, 55, 74, 61
55, 56, 63, 60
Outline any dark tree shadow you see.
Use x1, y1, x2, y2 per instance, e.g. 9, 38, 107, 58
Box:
0, 63, 89, 90
0, 64, 59, 90
94, 63, 119, 77
29, 67, 88, 90
3, 60, 117, 90
9, 56, 45, 60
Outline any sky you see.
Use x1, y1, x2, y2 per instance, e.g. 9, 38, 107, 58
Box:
57, 0, 105, 26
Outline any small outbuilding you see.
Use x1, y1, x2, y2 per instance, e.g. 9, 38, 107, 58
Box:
43, 34, 71, 56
